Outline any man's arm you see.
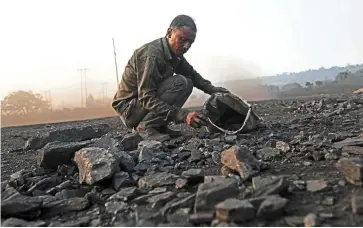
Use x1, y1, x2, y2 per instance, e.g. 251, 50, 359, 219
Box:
137, 55, 178, 119
175, 58, 215, 94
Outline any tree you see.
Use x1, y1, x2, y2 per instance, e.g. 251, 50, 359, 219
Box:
335, 71, 350, 81
1, 90, 50, 116
315, 80, 323, 87
305, 81, 313, 88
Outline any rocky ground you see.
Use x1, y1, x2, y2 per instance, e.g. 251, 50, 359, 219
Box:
1, 93, 363, 227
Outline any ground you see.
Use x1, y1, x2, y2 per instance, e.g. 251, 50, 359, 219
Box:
1, 93, 363, 226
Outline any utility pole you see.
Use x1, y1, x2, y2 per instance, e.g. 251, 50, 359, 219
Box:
44, 90, 52, 111
101, 82, 108, 104
78, 68, 89, 108
83, 68, 89, 99
78, 69, 84, 108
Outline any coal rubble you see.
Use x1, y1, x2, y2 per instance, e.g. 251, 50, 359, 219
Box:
1, 94, 363, 227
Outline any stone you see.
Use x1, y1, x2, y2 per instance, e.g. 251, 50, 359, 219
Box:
215, 198, 256, 223
10, 169, 27, 183
109, 187, 140, 201
252, 175, 289, 197
194, 178, 238, 213
27, 176, 62, 193
120, 133, 143, 151
304, 161, 312, 166
284, 216, 304, 226
189, 212, 215, 225
343, 146, 363, 155
138, 172, 179, 188
105, 200, 128, 214
188, 150, 203, 163
113, 150, 135, 172
55, 188, 90, 200
292, 180, 306, 191
257, 195, 288, 220
37, 141, 92, 169
167, 208, 191, 226
112, 171, 134, 190
160, 194, 196, 216
321, 196, 334, 206
276, 141, 291, 153
336, 157, 363, 186
2, 218, 46, 227
306, 180, 330, 192
304, 213, 319, 227
102, 188, 116, 195
25, 124, 110, 150
332, 137, 363, 149
42, 197, 90, 217
138, 140, 162, 149
175, 178, 188, 189
211, 151, 221, 165
74, 147, 120, 185
225, 135, 237, 145
138, 147, 155, 163
149, 187, 167, 194
1, 194, 42, 219
325, 152, 339, 160
351, 194, 363, 214
147, 191, 175, 209
49, 216, 91, 227
256, 147, 281, 161
204, 176, 227, 183
312, 151, 325, 161
221, 145, 262, 180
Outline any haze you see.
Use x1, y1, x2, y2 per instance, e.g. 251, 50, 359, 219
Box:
1, 0, 363, 108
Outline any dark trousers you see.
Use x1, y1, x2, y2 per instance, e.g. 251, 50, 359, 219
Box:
116, 74, 193, 129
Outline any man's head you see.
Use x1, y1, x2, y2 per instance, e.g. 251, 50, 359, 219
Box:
166, 15, 197, 57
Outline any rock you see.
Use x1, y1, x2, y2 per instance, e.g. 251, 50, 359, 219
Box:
167, 208, 192, 226
188, 150, 203, 163
225, 135, 237, 145
284, 216, 304, 226
292, 180, 306, 191
109, 187, 140, 201
252, 176, 289, 197
221, 145, 262, 180
113, 150, 135, 172
120, 133, 143, 151
10, 169, 28, 183
25, 124, 110, 150
215, 198, 256, 222
138, 147, 155, 163
257, 195, 288, 220
321, 196, 334, 206
2, 218, 46, 227
49, 216, 91, 227
138, 172, 179, 188
74, 147, 120, 185
149, 187, 167, 194
147, 191, 175, 209
1, 194, 42, 219
194, 178, 238, 213
27, 176, 62, 193
138, 140, 162, 149
256, 147, 281, 161
105, 200, 128, 214
159, 194, 196, 216
351, 193, 363, 214
304, 213, 319, 227
211, 151, 221, 165
325, 152, 339, 160
204, 176, 227, 183
189, 212, 215, 225
55, 188, 90, 199
342, 146, 363, 155
102, 188, 116, 195
336, 157, 363, 186
332, 137, 363, 150
312, 151, 325, 161
112, 171, 134, 190
182, 168, 204, 177
42, 197, 90, 217
276, 141, 291, 153
304, 161, 312, 166
37, 141, 92, 169
306, 180, 330, 192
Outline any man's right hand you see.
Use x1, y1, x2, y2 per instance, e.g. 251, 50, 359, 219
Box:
174, 109, 208, 128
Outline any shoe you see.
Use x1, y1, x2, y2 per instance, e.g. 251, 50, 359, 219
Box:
156, 126, 182, 137
134, 127, 171, 142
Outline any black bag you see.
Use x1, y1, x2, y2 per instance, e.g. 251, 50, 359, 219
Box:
202, 92, 261, 134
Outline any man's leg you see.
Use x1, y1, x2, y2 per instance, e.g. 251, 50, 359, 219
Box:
137, 74, 193, 130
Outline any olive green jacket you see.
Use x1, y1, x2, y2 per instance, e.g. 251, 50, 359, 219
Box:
112, 37, 215, 119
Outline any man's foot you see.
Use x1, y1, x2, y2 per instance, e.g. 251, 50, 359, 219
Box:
156, 126, 182, 137
134, 127, 171, 142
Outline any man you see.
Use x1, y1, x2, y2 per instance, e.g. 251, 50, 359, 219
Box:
112, 15, 229, 141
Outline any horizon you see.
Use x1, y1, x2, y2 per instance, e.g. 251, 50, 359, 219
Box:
1, 0, 363, 106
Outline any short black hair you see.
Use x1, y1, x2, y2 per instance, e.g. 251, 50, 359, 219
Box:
169, 15, 197, 32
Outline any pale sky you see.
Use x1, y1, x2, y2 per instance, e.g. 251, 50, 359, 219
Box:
1, 0, 363, 104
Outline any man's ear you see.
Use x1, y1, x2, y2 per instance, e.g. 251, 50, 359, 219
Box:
166, 28, 173, 38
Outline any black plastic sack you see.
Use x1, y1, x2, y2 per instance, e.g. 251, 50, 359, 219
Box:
202, 92, 261, 134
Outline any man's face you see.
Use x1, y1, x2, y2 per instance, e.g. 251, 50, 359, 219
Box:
167, 26, 196, 57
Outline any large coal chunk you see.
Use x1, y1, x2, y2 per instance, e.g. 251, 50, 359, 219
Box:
74, 147, 120, 185
37, 141, 92, 169
41, 197, 90, 217
25, 124, 110, 150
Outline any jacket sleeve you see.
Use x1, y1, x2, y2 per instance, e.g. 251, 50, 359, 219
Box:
175, 58, 215, 94
137, 55, 179, 119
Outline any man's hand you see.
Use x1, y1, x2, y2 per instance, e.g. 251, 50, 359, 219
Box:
211, 86, 230, 94
174, 109, 208, 128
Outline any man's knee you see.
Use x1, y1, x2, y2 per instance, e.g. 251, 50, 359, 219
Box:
173, 74, 193, 94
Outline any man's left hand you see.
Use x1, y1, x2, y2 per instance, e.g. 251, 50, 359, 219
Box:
211, 86, 230, 94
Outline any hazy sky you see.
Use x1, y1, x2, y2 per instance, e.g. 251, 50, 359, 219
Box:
1, 0, 363, 102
